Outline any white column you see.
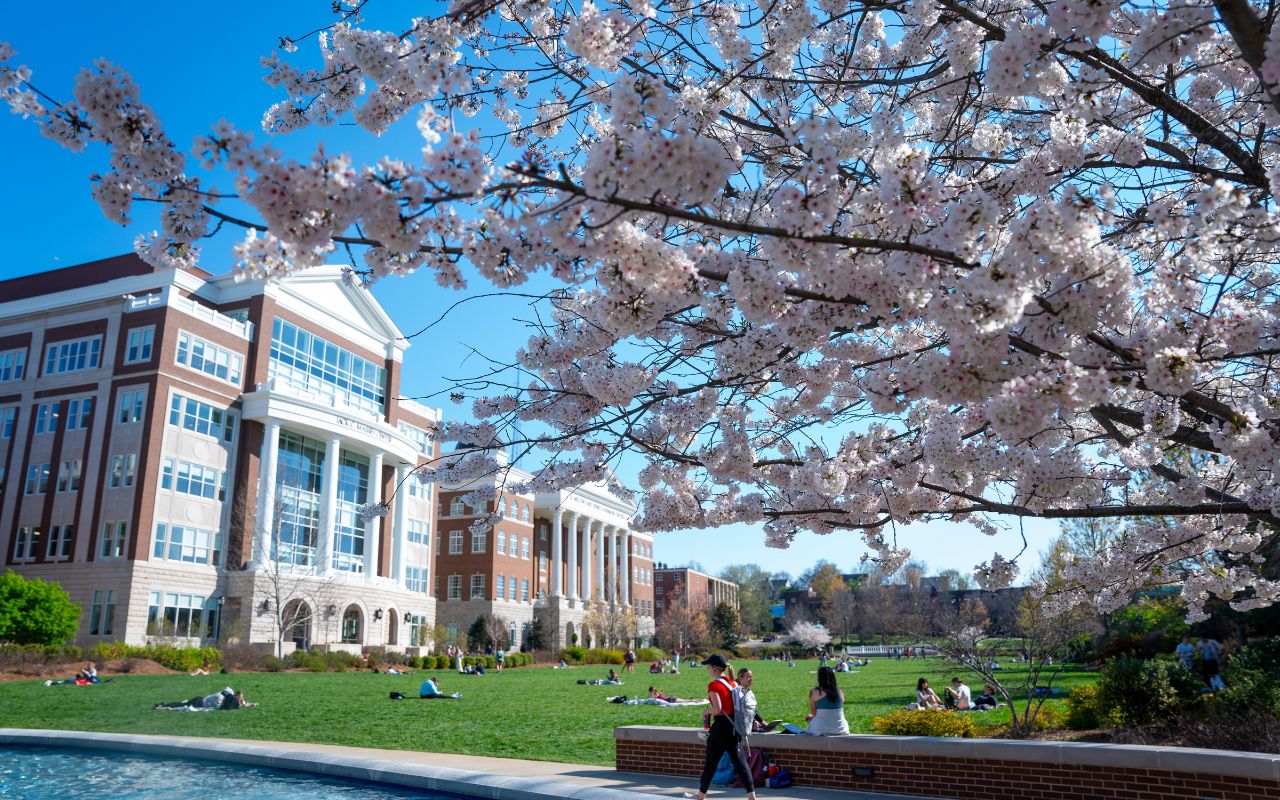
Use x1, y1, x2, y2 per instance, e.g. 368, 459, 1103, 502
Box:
621, 529, 631, 608
581, 516, 593, 601
567, 512, 579, 601
614, 524, 624, 604
599, 522, 610, 603
255, 420, 281, 568
551, 508, 563, 598
392, 464, 410, 582
317, 436, 342, 574
593, 517, 604, 599
365, 451, 383, 580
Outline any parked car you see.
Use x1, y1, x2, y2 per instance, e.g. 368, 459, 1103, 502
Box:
762, 635, 776, 642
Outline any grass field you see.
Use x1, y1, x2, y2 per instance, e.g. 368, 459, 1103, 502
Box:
0, 658, 1098, 766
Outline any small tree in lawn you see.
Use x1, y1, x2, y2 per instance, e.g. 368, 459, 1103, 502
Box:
788, 621, 832, 654
933, 590, 1079, 738
525, 615, 551, 652
709, 602, 741, 651
0, 571, 79, 645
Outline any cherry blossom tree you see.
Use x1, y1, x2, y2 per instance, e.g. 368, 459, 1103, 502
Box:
787, 620, 832, 651
4, 0, 1280, 620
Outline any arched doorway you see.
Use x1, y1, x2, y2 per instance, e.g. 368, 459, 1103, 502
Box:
283, 600, 311, 650
387, 607, 399, 646
565, 621, 576, 647
341, 605, 363, 644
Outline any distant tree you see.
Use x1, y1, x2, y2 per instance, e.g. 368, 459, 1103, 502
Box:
709, 602, 741, 651
584, 600, 638, 647
467, 615, 491, 651
798, 560, 837, 589
809, 563, 847, 616
0, 571, 79, 645
898, 560, 929, 590
485, 614, 512, 650
719, 563, 773, 634
526, 615, 551, 652
933, 569, 973, 592
825, 585, 858, 643
787, 621, 832, 652
655, 582, 710, 650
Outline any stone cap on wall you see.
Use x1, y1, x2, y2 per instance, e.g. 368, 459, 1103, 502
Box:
614, 725, 1280, 780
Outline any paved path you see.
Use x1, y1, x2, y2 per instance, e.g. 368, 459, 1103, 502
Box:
209, 737, 940, 800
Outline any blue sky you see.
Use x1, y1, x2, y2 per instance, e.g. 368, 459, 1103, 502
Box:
0, 1, 1061, 581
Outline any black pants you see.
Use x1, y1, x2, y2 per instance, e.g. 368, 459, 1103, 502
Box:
699, 716, 753, 794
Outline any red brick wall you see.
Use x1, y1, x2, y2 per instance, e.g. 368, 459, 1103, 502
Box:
615, 731, 1280, 800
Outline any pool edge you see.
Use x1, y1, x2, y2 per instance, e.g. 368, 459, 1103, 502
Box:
0, 729, 667, 800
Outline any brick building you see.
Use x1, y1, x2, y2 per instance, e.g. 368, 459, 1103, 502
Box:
653, 565, 738, 623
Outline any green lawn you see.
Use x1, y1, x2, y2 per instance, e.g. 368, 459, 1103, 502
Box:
0, 658, 1098, 765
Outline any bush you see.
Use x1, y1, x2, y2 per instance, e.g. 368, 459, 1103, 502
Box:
484, 656, 496, 669
562, 646, 586, 663
0, 571, 80, 645
1064, 685, 1102, 730
1097, 656, 1201, 727
635, 647, 664, 662
583, 648, 624, 664
262, 656, 285, 672
871, 709, 977, 738
0, 643, 83, 671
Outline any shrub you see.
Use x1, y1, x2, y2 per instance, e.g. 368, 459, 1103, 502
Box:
562, 646, 586, 663
484, 656, 496, 669
0, 571, 80, 645
0, 643, 82, 671
1064, 685, 1102, 730
583, 648, 624, 664
262, 656, 285, 672
871, 709, 977, 738
1097, 656, 1201, 727
635, 647, 664, 662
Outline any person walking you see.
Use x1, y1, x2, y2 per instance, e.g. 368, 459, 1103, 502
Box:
624, 648, 636, 673
688, 654, 756, 800
496, 648, 505, 673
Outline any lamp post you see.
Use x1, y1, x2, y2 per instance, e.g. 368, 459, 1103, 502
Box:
215, 596, 226, 642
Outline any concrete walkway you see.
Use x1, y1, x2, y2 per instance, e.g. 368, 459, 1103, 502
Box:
0, 729, 940, 800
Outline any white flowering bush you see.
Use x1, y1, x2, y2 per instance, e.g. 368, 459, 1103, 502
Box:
5, 1, 1280, 620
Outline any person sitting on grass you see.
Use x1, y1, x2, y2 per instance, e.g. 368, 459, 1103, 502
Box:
944, 677, 973, 710
974, 684, 999, 710
419, 677, 461, 699
915, 677, 943, 710
190, 657, 212, 676
155, 688, 256, 710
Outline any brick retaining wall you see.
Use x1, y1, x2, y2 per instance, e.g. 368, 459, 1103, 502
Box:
614, 726, 1280, 800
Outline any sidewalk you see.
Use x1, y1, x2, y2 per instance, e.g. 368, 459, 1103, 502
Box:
208, 737, 943, 800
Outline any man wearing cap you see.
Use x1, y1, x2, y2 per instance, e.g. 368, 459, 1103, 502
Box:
689, 654, 757, 800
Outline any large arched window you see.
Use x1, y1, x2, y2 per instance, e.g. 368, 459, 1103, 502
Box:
520, 504, 530, 522
341, 605, 362, 644
386, 607, 399, 646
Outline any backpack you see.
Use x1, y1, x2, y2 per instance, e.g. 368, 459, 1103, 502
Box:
718, 678, 756, 753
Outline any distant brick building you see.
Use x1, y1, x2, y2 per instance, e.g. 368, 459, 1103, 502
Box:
653, 565, 738, 623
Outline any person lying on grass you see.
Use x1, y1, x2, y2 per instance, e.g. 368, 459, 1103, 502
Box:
155, 688, 256, 710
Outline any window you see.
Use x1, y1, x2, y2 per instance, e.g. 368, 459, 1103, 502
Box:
109, 454, 138, 489
434, 575, 440, 598
521, 579, 530, 602
496, 532, 507, 555
153, 523, 223, 565
34, 402, 60, 434
124, 326, 155, 364
406, 565, 429, 593
449, 530, 462, 554
176, 331, 243, 384
147, 591, 219, 639
65, 398, 93, 430
100, 521, 128, 558
1, 407, 14, 438
118, 389, 145, 424
656, 599, 664, 609
447, 574, 461, 600
520, 504, 530, 522
89, 589, 117, 636
470, 573, 486, 600
520, 537, 530, 559
450, 498, 464, 516
398, 422, 433, 455
44, 336, 101, 375
508, 500, 517, 517
12, 527, 37, 561
0, 349, 25, 382
269, 317, 386, 416
497, 575, 506, 599
24, 464, 50, 495
471, 530, 486, 554
408, 520, 429, 546
508, 578, 518, 601
168, 394, 237, 441
56, 460, 82, 492
656, 586, 664, 595
539, 554, 548, 573
539, 526, 547, 541
160, 458, 225, 500
409, 613, 428, 646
